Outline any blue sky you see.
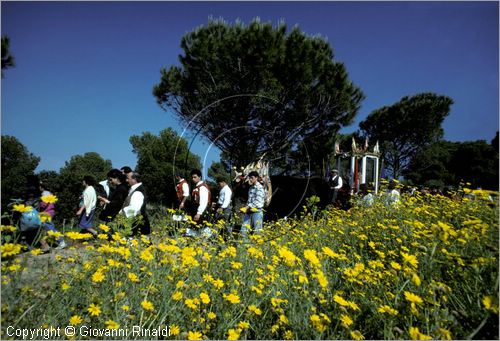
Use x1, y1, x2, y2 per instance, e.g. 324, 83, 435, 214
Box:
2, 1, 498, 178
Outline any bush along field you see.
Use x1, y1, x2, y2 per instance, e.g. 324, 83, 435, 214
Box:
1, 186, 498, 340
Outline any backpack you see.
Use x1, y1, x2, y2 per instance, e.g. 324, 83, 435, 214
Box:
20, 206, 42, 231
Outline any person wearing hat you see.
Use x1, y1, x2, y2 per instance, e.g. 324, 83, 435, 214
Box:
329, 169, 343, 205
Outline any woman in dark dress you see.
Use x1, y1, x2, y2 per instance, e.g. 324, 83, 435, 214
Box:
98, 169, 128, 223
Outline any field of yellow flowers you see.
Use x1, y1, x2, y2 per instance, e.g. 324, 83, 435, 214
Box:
1, 188, 498, 340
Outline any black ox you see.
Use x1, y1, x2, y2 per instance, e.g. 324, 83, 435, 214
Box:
233, 175, 351, 220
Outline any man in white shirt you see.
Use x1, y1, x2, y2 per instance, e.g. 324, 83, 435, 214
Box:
175, 174, 190, 211
185, 169, 212, 238
385, 180, 400, 206
213, 178, 233, 237
329, 169, 343, 205
120, 172, 151, 236
190, 169, 211, 222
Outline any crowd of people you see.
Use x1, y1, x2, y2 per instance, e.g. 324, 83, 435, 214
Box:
12, 166, 271, 252
12, 166, 153, 252
177, 169, 265, 241
14, 164, 472, 253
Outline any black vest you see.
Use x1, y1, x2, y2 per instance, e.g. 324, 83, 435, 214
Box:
122, 184, 150, 235
122, 184, 147, 214
330, 175, 339, 187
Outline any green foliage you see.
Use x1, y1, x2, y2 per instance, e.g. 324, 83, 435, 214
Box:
405, 137, 499, 190
1, 35, 15, 78
130, 128, 201, 206
56, 152, 112, 221
404, 140, 458, 187
1, 135, 40, 212
359, 93, 453, 179
449, 140, 499, 190
153, 18, 364, 167
491, 131, 499, 153
37, 170, 60, 192
208, 160, 231, 183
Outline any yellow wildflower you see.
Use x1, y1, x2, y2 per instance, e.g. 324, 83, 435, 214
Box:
128, 272, 139, 282
482, 296, 499, 314
41, 194, 58, 203
69, 315, 82, 326
105, 320, 120, 329
12, 204, 32, 213
98, 223, 110, 232
409, 327, 432, 340
140, 248, 154, 262
340, 314, 353, 327
248, 304, 262, 315
309, 314, 328, 333
438, 328, 452, 340
401, 252, 419, 268
350, 330, 365, 340
227, 328, 241, 340
404, 291, 423, 305
377, 305, 398, 316
187, 331, 203, 340
333, 294, 349, 307
185, 298, 199, 310
391, 261, 402, 270
31, 249, 43, 256
91, 271, 105, 283
231, 261, 243, 269
170, 325, 180, 336
172, 291, 183, 301
141, 299, 154, 311
223, 293, 241, 304
200, 292, 211, 304
87, 303, 101, 316
412, 273, 422, 287
304, 249, 321, 267
238, 321, 250, 329
1, 243, 23, 257
1, 225, 17, 232
278, 314, 289, 325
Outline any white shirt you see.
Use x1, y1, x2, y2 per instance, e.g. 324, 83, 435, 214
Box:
99, 179, 110, 197
121, 183, 145, 218
217, 184, 232, 209
83, 186, 97, 216
363, 193, 374, 206
332, 175, 343, 190
386, 189, 400, 205
180, 180, 189, 198
196, 181, 209, 215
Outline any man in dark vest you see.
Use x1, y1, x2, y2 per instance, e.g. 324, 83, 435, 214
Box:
175, 173, 190, 211
186, 169, 212, 237
329, 169, 343, 205
190, 169, 211, 222
121, 172, 151, 236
